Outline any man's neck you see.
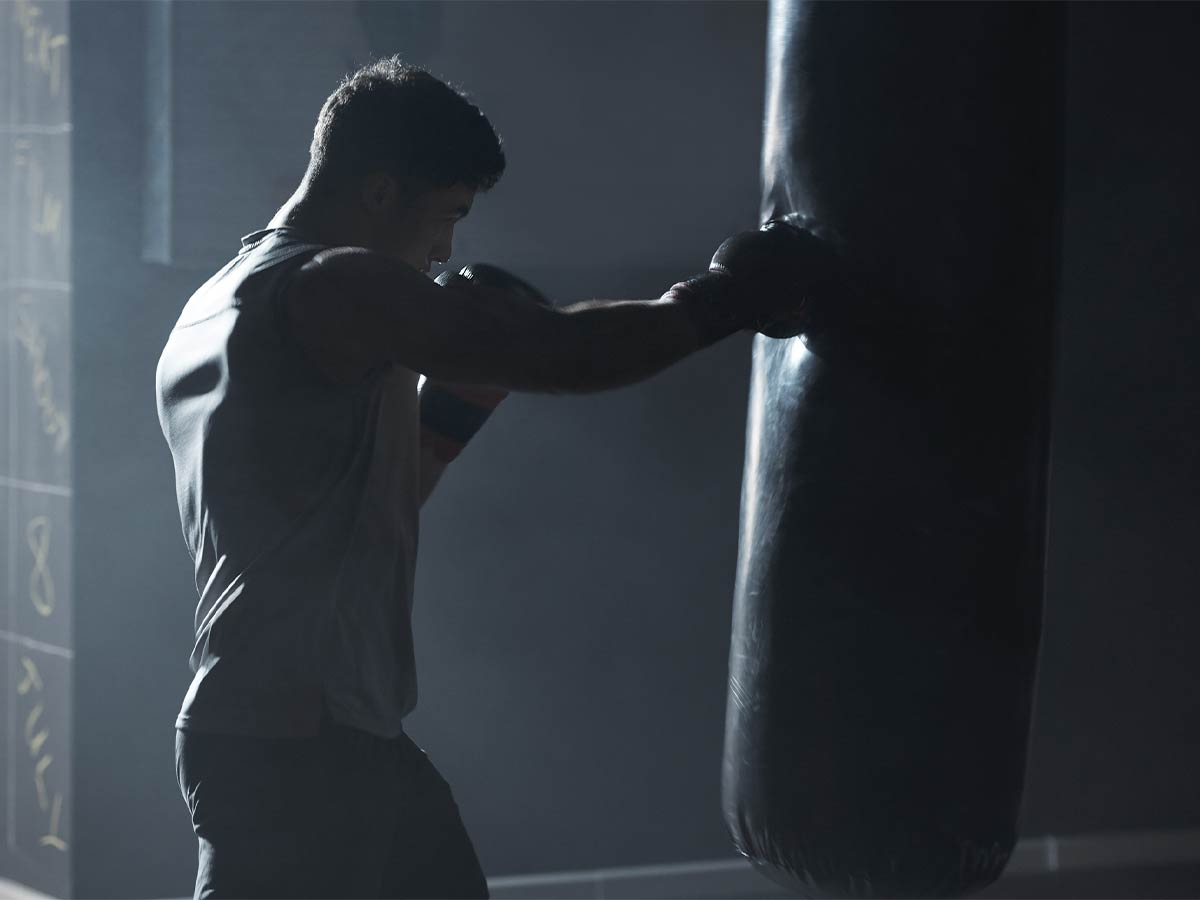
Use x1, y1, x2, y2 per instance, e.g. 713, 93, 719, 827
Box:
268, 183, 356, 246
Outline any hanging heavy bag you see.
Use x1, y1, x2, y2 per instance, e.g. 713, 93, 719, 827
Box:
721, 2, 1064, 897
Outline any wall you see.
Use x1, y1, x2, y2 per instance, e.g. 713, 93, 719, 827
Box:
60, 2, 1200, 897
2, 1, 74, 896
1019, 1, 1200, 837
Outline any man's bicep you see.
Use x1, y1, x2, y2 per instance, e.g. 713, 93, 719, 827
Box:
406, 285, 574, 389
286, 247, 571, 389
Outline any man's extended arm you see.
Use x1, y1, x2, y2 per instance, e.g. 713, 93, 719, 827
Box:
282, 222, 836, 393
283, 224, 837, 502
282, 246, 716, 393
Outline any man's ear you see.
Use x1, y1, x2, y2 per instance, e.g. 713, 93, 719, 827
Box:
361, 173, 399, 213
393, 174, 429, 207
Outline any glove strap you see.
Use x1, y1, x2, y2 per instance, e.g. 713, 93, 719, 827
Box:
419, 381, 509, 463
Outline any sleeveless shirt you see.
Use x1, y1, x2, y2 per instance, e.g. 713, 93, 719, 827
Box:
155, 227, 421, 738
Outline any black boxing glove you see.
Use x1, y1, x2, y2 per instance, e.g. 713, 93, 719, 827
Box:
434, 262, 553, 307
667, 219, 848, 341
420, 264, 552, 462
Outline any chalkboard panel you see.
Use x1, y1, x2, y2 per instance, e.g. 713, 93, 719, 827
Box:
1, 485, 10, 616
0, 638, 10, 874
6, 0, 70, 127
6, 644, 72, 898
0, 289, 10, 479
0, 137, 12, 286
11, 491, 70, 654
2, 1, 73, 896
7, 132, 71, 284
9, 287, 70, 489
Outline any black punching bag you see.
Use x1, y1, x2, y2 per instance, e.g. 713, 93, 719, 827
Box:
722, 3, 1063, 897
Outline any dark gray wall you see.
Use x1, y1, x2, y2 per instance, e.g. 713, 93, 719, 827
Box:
63, 2, 1199, 897
1019, 1, 1200, 837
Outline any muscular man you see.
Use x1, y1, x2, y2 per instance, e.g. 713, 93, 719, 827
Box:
157, 57, 827, 900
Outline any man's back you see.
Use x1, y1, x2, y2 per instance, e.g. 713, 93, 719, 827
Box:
156, 226, 422, 739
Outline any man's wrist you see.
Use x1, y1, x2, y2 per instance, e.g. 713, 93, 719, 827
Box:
662, 271, 747, 347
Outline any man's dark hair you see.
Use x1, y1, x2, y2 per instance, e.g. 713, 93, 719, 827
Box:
309, 56, 505, 193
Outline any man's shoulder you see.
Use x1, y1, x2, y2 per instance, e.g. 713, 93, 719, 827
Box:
287, 245, 427, 298
238, 227, 329, 280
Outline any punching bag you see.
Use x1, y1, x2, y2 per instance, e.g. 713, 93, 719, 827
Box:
722, 3, 1063, 897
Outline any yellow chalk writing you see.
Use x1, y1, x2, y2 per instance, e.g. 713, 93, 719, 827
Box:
13, 294, 71, 455
13, 0, 69, 99
15, 656, 69, 852
34, 755, 52, 810
40, 793, 68, 851
25, 701, 47, 746
16, 655, 44, 694
13, 139, 66, 245
26, 515, 56, 617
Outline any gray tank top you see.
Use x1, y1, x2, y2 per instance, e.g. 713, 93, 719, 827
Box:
156, 227, 421, 738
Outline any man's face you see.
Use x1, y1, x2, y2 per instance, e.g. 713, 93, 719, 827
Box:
365, 177, 476, 274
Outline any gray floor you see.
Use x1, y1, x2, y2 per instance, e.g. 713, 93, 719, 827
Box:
3, 829, 1198, 899
486, 830, 1200, 899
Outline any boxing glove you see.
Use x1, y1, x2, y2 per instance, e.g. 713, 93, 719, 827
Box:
669, 219, 851, 342
419, 264, 552, 462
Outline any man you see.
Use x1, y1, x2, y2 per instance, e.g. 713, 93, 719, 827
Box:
157, 57, 830, 899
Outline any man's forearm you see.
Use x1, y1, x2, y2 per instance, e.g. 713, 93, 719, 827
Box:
547, 292, 719, 394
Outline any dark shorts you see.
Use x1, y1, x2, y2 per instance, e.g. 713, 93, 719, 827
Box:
175, 707, 489, 899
